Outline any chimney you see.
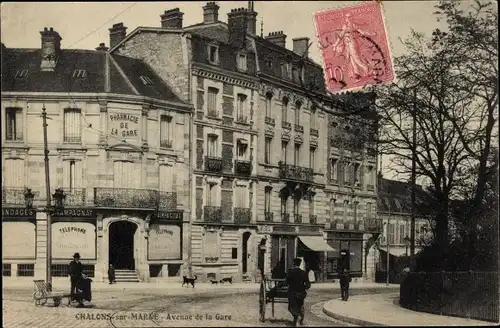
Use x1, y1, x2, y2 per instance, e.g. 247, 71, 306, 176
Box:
95, 43, 109, 52
109, 23, 127, 49
227, 8, 249, 49
265, 31, 287, 48
246, 2, 258, 35
292, 37, 309, 58
203, 2, 219, 24
40, 27, 62, 72
161, 8, 184, 29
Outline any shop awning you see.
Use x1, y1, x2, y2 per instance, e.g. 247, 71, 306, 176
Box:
299, 236, 337, 252
379, 247, 412, 257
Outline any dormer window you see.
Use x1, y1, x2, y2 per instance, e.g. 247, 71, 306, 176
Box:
15, 69, 29, 79
237, 52, 247, 72
207, 44, 219, 65
140, 76, 154, 86
72, 69, 87, 78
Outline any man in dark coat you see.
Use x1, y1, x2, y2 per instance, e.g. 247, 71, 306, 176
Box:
108, 264, 116, 284
69, 252, 84, 307
286, 258, 311, 326
339, 268, 352, 301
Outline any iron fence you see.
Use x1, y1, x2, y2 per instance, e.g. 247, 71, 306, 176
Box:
400, 271, 499, 323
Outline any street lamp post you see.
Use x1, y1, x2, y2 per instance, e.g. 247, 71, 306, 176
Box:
42, 106, 53, 291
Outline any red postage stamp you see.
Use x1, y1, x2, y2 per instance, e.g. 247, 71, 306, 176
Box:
314, 1, 394, 93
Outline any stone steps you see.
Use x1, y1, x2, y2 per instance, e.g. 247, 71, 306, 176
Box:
114, 270, 140, 282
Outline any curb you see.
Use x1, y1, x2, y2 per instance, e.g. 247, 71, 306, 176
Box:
322, 303, 385, 327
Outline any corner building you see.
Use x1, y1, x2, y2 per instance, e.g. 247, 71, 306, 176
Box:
1, 28, 192, 282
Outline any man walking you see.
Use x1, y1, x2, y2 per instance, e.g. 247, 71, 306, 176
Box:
286, 258, 311, 326
69, 252, 84, 307
339, 268, 352, 301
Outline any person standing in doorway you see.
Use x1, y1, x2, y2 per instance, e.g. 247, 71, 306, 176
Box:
108, 264, 116, 284
286, 258, 311, 327
68, 252, 84, 307
339, 268, 352, 301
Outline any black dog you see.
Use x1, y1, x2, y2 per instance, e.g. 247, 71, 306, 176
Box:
219, 277, 233, 284
210, 279, 219, 284
182, 275, 197, 288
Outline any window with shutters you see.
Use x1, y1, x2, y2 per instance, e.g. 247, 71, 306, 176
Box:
236, 94, 247, 122
281, 141, 288, 164
204, 230, 219, 260
388, 223, 396, 244
234, 185, 248, 208
265, 93, 272, 118
3, 159, 25, 187
294, 102, 301, 126
63, 108, 81, 143
207, 87, 219, 117
159, 165, 174, 191
264, 137, 272, 164
206, 183, 218, 206
309, 147, 316, 170
399, 224, 406, 245
160, 115, 173, 148
207, 134, 218, 157
331, 159, 338, 183
113, 161, 141, 189
264, 187, 272, 213
294, 143, 301, 166
5, 108, 23, 141
282, 98, 288, 123
63, 160, 82, 191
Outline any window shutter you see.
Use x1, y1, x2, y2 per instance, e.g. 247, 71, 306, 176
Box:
15, 109, 23, 140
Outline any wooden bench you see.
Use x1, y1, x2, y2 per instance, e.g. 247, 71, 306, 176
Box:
33, 280, 71, 307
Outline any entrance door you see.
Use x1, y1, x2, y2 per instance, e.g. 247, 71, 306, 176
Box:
109, 221, 137, 270
242, 232, 251, 274
257, 238, 266, 274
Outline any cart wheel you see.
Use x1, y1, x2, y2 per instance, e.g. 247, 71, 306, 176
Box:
33, 292, 47, 306
259, 282, 266, 322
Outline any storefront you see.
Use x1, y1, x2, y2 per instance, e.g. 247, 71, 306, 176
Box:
326, 231, 364, 279
2, 207, 37, 278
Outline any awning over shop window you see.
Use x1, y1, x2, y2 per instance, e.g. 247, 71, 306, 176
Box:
299, 236, 337, 252
379, 247, 411, 257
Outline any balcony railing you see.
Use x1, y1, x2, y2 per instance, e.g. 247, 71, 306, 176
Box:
94, 188, 158, 209
2, 187, 29, 205
278, 162, 314, 183
204, 206, 222, 223
365, 218, 383, 233
294, 124, 304, 133
235, 160, 252, 175
234, 207, 251, 224
158, 191, 177, 210
265, 117, 275, 126
160, 140, 173, 148
282, 121, 292, 130
310, 128, 319, 137
265, 212, 274, 222
281, 213, 290, 223
309, 215, 317, 224
205, 156, 223, 172
58, 188, 86, 207
294, 214, 302, 223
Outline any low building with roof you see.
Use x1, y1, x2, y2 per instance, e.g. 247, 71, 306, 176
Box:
1, 27, 193, 282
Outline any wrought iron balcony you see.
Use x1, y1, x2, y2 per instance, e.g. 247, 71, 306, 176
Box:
309, 215, 317, 224
310, 128, 319, 137
294, 124, 304, 133
58, 188, 86, 207
265, 117, 275, 126
234, 207, 251, 224
282, 121, 291, 130
204, 206, 222, 223
281, 213, 290, 223
205, 156, 223, 172
278, 162, 314, 183
94, 188, 158, 209
158, 191, 177, 210
2, 187, 38, 206
365, 218, 383, 233
235, 160, 252, 175
160, 140, 173, 148
294, 214, 302, 223
265, 212, 274, 222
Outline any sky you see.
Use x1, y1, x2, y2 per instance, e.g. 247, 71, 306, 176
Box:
0, 1, 448, 180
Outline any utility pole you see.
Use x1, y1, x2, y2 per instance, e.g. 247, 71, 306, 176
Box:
42, 105, 53, 291
386, 211, 390, 286
410, 90, 417, 259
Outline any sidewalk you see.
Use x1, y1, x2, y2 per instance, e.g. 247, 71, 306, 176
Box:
322, 293, 493, 326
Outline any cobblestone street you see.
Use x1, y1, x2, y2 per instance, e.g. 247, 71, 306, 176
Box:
3, 285, 393, 327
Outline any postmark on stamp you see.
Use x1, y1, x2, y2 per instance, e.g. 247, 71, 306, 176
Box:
314, 1, 394, 93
